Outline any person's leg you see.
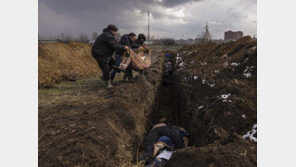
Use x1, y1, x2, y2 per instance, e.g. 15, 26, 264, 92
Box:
127, 66, 133, 80
123, 66, 132, 80
97, 58, 113, 88
110, 54, 122, 81
94, 56, 109, 81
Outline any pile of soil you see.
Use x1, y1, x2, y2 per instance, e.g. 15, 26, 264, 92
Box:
38, 50, 165, 166
38, 42, 101, 88
167, 36, 257, 166
167, 134, 257, 167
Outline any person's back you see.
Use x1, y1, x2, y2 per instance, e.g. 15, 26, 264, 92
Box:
91, 24, 127, 88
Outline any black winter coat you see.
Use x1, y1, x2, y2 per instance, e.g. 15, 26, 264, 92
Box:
91, 28, 125, 62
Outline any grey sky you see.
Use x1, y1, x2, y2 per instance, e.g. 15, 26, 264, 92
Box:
38, 0, 257, 40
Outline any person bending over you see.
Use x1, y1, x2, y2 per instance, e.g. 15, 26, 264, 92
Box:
91, 24, 128, 88
110, 32, 139, 80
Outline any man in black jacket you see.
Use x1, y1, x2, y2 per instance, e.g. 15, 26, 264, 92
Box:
91, 24, 128, 88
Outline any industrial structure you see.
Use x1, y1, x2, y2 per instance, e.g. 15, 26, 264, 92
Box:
195, 22, 212, 44
224, 31, 243, 42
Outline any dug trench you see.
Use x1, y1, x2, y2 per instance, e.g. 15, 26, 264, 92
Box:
39, 37, 257, 167
39, 48, 180, 167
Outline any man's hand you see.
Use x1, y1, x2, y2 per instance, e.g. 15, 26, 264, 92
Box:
138, 46, 143, 50
124, 46, 129, 50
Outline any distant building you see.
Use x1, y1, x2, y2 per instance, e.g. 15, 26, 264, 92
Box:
195, 38, 223, 45
224, 31, 243, 42
195, 38, 204, 44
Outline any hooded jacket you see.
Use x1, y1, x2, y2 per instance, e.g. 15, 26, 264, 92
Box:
115, 34, 137, 55
91, 28, 125, 62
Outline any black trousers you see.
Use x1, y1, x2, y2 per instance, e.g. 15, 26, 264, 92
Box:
93, 54, 115, 81
123, 66, 133, 80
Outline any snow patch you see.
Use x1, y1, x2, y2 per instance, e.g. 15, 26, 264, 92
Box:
221, 93, 232, 102
198, 106, 204, 109
202, 79, 206, 84
208, 83, 215, 87
201, 62, 207, 66
179, 62, 185, 67
243, 66, 255, 78
231, 62, 239, 66
193, 75, 199, 80
242, 124, 257, 142
223, 61, 229, 67
221, 93, 231, 99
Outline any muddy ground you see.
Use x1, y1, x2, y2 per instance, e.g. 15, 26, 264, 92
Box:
39, 38, 257, 166
39, 48, 170, 166
166, 36, 257, 166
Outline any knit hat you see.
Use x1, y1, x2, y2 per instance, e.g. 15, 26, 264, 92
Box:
129, 32, 136, 37
138, 33, 146, 41
107, 24, 118, 32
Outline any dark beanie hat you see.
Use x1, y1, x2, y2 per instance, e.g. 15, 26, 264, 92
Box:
129, 32, 136, 37
107, 24, 118, 32
138, 33, 146, 41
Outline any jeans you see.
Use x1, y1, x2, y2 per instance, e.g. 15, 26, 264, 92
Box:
109, 53, 123, 80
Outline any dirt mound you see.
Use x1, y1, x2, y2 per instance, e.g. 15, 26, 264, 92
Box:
169, 36, 257, 166
167, 134, 257, 167
38, 50, 165, 166
38, 42, 101, 88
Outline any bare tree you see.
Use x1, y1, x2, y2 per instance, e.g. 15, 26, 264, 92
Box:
161, 38, 176, 46
66, 35, 73, 42
92, 32, 98, 40
78, 33, 89, 43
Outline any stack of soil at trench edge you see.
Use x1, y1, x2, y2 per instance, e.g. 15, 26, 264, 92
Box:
166, 36, 257, 167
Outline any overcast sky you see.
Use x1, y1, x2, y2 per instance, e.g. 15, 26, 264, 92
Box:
38, 0, 257, 40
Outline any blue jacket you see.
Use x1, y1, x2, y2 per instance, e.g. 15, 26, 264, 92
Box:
116, 34, 137, 55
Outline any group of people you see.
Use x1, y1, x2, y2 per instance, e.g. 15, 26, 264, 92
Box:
91, 24, 147, 88
139, 123, 189, 167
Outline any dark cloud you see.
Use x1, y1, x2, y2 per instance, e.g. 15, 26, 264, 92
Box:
38, 0, 256, 39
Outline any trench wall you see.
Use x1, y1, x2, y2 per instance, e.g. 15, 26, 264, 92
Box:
38, 51, 165, 166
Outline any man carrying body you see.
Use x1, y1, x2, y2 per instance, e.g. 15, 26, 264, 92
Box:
91, 24, 128, 88
123, 33, 147, 78
110, 32, 139, 81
